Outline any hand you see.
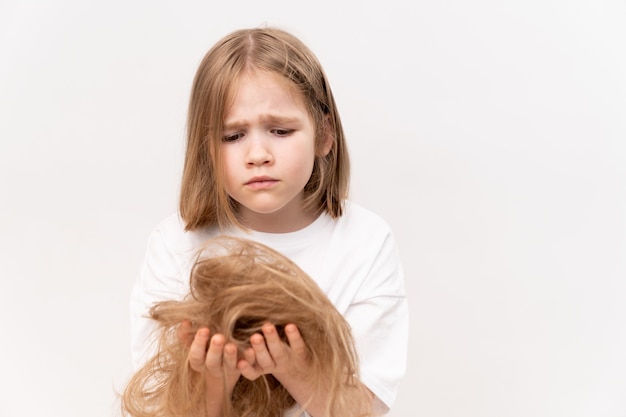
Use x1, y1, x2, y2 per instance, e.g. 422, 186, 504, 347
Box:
177, 321, 242, 390
238, 323, 310, 383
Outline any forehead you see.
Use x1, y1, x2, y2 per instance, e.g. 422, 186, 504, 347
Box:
224, 70, 309, 122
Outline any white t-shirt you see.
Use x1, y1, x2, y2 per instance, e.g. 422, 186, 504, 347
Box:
130, 200, 408, 410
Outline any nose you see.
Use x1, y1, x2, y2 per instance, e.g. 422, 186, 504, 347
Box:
245, 135, 274, 166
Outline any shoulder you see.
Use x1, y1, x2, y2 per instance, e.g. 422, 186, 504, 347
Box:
336, 200, 395, 240
323, 200, 401, 271
322, 201, 406, 303
343, 200, 390, 225
338, 201, 403, 273
146, 212, 216, 260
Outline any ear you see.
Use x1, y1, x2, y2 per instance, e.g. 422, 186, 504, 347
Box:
318, 116, 334, 157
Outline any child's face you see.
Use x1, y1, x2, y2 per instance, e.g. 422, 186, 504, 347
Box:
221, 70, 324, 232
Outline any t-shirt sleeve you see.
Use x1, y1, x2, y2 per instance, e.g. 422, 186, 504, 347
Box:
342, 230, 409, 411
129, 225, 189, 370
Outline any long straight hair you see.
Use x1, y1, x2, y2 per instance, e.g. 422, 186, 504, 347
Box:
179, 27, 350, 231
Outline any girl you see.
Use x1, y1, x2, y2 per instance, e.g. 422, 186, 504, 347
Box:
130, 26, 408, 417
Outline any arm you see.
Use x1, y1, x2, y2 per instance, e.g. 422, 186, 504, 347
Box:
344, 231, 409, 412
130, 215, 205, 369
131, 221, 241, 415
130, 226, 189, 369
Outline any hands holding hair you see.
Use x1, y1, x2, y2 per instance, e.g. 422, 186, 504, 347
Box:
181, 320, 323, 415
123, 237, 372, 417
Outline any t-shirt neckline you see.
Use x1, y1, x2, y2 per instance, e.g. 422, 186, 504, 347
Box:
231, 211, 333, 249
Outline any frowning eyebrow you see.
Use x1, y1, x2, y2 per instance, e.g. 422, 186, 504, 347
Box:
223, 114, 302, 130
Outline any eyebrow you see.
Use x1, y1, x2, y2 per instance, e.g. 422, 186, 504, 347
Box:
223, 114, 302, 130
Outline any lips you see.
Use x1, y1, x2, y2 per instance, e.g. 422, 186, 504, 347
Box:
245, 176, 278, 190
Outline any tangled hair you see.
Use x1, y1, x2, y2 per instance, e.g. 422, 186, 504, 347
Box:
180, 27, 350, 231
122, 237, 372, 417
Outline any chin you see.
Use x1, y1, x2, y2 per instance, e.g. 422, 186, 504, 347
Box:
241, 203, 288, 216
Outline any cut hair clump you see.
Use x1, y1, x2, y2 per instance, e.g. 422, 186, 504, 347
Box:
121, 236, 372, 417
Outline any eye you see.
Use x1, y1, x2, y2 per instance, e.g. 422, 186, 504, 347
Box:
272, 128, 294, 137
222, 132, 243, 143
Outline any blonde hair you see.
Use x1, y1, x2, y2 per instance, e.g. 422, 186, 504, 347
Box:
180, 27, 350, 231
121, 237, 371, 417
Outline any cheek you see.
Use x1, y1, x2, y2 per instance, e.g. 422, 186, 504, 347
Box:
297, 146, 317, 179
220, 148, 235, 172
303, 137, 318, 161
219, 150, 237, 188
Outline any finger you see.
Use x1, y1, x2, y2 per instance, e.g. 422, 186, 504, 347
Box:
205, 333, 225, 371
285, 324, 308, 359
250, 332, 274, 370
177, 320, 194, 346
262, 323, 287, 362
238, 356, 262, 381
222, 342, 238, 371
242, 346, 256, 365
238, 347, 259, 380
188, 328, 210, 372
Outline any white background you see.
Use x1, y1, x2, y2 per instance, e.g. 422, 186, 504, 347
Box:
1, 1, 625, 416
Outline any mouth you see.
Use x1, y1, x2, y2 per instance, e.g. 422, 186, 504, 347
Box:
245, 176, 278, 190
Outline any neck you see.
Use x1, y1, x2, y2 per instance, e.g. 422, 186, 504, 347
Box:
240, 207, 320, 233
